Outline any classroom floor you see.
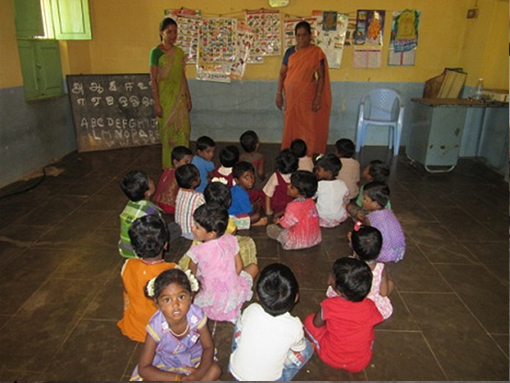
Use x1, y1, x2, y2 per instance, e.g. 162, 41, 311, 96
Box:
0, 143, 508, 381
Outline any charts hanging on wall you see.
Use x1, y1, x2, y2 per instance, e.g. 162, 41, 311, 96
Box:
165, 8, 202, 64
388, 9, 420, 66
353, 9, 385, 68
230, 23, 255, 81
312, 10, 348, 69
245, 9, 282, 63
196, 18, 237, 83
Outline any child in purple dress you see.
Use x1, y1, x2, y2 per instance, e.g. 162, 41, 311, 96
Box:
359, 181, 405, 262
188, 204, 259, 322
131, 268, 221, 381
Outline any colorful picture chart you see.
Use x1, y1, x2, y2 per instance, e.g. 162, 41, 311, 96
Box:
196, 18, 237, 83
353, 10, 385, 68
230, 23, 255, 81
312, 10, 348, 69
165, 9, 201, 63
245, 9, 282, 63
388, 9, 421, 66
282, 17, 318, 53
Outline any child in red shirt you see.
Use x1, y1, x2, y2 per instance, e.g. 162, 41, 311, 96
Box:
304, 257, 383, 372
153, 146, 193, 213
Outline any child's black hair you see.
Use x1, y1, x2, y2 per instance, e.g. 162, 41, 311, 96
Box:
147, 268, 192, 300
351, 226, 383, 262
290, 139, 307, 158
364, 181, 390, 208
193, 204, 228, 237
219, 145, 239, 168
171, 146, 193, 164
204, 182, 232, 209
175, 164, 200, 189
128, 215, 168, 259
290, 170, 318, 198
331, 257, 372, 302
120, 170, 150, 201
196, 136, 216, 152
276, 149, 299, 175
232, 161, 255, 179
256, 263, 299, 316
240, 130, 259, 153
335, 139, 355, 158
315, 153, 342, 178
367, 160, 390, 182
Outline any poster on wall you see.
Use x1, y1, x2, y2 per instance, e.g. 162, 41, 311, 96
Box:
245, 9, 282, 63
230, 23, 255, 81
313, 10, 348, 69
353, 10, 385, 68
196, 18, 237, 83
165, 8, 201, 63
388, 9, 421, 66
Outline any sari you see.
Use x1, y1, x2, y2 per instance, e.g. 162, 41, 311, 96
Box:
156, 47, 191, 169
282, 45, 332, 156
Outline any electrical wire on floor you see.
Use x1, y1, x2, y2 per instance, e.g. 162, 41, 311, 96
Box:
0, 166, 47, 200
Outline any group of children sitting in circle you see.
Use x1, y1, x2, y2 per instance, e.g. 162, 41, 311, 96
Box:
116, 131, 406, 381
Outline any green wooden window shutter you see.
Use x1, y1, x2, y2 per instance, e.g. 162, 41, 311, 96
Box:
51, 0, 92, 40
17, 39, 63, 100
14, 0, 44, 37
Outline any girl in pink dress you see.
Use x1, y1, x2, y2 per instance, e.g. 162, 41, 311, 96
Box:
187, 204, 259, 323
266, 170, 321, 250
350, 225, 395, 320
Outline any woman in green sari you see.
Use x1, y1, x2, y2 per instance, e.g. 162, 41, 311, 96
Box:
150, 17, 192, 169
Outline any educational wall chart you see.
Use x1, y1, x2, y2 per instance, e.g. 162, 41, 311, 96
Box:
388, 9, 420, 66
245, 9, 282, 63
165, 9, 201, 63
196, 18, 237, 83
312, 10, 348, 69
230, 23, 255, 81
353, 10, 385, 68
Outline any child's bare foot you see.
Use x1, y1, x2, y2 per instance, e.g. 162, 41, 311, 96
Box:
253, 216, 268, 226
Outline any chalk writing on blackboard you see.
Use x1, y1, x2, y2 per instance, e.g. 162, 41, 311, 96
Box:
66, 74, 160, 152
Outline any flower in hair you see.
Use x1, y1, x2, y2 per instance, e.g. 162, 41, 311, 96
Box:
185, 269, 200, 292
354, 221, 363, 231
211, 177, 228, 185
147, 277, 156, 298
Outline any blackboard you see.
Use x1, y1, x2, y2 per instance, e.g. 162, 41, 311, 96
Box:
66, 74, 160, 152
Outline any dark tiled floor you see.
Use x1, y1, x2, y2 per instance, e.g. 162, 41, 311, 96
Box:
0, 144, 508, 381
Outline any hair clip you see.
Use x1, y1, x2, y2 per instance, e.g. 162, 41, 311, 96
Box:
354, 221, 363, 231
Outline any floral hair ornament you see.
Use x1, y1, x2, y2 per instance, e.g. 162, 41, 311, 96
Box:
353, 221, 363, 232
146, 277, 156, 298
211, 177, 228, 185
185, 269, 200, 292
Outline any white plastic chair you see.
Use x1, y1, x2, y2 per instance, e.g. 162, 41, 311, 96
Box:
355, 88, 404, 156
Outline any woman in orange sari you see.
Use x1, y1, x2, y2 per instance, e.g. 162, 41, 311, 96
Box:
150, 17, 192, 169
275, 21, 332, 156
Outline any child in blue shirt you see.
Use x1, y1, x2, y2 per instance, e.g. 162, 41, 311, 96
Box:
191, 136, 216, 193
229, 161, 267, 226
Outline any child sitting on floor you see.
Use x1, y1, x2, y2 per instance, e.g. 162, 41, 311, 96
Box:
335, 138, 360, 199
291, 138, 314, 172
188, 204, 259, 322
266, 170, 321, 250
153, 146, 193, 214
304, 257, 383, 373
358, 181, 405, 262
228, 161, 267, 226
229, 263, 313, 381
350, 225, 395, 320
119, 170, 180, 258
117, 215, 177, 342
175, 164, 205, 240
314, 153, 350, 228
130, 268, 221, 381
239, 130, 265, 186
191, 136, 216, 193
347, 159, 390, 220
177, 181, 258, 271
210, 145, 239, 187
263, 149, 299, 220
